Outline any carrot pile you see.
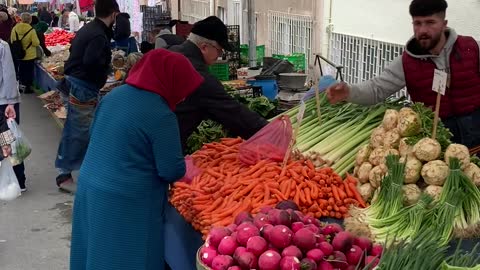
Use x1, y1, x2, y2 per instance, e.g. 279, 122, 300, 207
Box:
170, 137, 367, 236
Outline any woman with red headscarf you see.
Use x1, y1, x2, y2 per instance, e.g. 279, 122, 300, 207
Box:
69, 49, 204, 270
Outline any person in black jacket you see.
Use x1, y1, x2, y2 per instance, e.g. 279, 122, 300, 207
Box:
55, 0, 120, 193
154, 20, 185, 49
31, 16, 51, 57
38, 6, 52, 25
169, 16, 268, 153
112, 12, 137, 54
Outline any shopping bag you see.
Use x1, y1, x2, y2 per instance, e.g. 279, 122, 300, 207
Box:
0, 159, 21, 201
179, 155, 202, 184
239, 115, 293, 165
7, 119, 32, 166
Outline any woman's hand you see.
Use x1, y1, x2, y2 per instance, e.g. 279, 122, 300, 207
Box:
2, 145, 11, 157
5, 104, 16, 119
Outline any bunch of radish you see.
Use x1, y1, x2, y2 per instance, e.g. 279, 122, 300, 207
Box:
199, 204, 383, 270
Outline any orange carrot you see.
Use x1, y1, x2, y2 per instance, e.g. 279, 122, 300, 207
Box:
348, 182, 367, 208
331, 185, 341, 202
344, 182, 354, 198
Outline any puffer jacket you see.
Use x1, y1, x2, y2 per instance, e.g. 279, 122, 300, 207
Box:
10, 22, 39, 60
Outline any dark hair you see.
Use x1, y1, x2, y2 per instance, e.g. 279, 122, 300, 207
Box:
31, 15, 39, 25
409, 0, 448, 17
95, 0, 120, 18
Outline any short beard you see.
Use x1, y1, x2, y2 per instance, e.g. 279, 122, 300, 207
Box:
418, 32, 442, 51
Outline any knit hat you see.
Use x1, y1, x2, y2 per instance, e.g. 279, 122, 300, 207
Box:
191, 16, 233, 51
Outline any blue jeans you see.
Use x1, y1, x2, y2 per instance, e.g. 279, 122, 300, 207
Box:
55, 76, 99, 175
443, 108, 480, 149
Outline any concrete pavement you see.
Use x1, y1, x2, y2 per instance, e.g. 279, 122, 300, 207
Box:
0, 93, 72, 270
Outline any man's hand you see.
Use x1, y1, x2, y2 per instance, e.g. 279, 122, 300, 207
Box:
4, 104, 16, 119
326, 82, 350, 104
2, 145, 11, 157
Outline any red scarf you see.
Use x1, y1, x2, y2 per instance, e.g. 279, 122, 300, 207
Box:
126, 49, 204, 110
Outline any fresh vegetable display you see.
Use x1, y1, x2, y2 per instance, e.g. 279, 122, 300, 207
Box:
198, 208, 384, 270
170, 138, 367, 236
45, 29, 75, 47
279, 93, 403, 177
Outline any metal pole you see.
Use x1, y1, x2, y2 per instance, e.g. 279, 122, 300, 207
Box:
247, 0, 256, 68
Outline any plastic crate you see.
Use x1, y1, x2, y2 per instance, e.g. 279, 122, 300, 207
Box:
240, 44, 265, 66
272, 53, 306, 72
208, 62, 230, 81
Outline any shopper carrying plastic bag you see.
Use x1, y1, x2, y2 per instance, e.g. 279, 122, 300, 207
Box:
7, 118, 32, 166
0, 158, 21, 201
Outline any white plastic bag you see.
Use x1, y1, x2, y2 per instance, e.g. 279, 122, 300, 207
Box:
7, 119, 32, 166
0, 159, 21, 201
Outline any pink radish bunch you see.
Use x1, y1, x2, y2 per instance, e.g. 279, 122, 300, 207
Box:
199, 204, 383, 270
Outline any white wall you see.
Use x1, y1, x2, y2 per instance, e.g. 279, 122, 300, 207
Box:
329, 0, 480, 45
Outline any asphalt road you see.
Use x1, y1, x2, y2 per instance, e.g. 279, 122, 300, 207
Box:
0, 93, 72, 270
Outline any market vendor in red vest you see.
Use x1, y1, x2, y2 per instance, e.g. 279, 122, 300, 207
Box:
327, 0, 480, 149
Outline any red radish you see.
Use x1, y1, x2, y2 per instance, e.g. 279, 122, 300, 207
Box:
235, 211, 253, 225
218, 236, 238, 256
321, 223, 343, 235
233, 247, 247, 262
226, 224, 237, 233
211, 255, 234, 270
236, 251, 257, 269
260, 206, 273, 214
276, 200, 300, 211
269, 225, 293, 249
316, 234, 326, 244
305, 224, 320, 234
293, 228, 317, 251
246, 236, 268, 256
318, 242, 334, 256
200, 246, 218, 267
230, 232, 237, 243
291, 222, 305, 233
260, 224, 274, 241
328, 251, 348, 269
306, 249, 325, 263
294, 210, 305, 221
254, 213, 270, 229
345, 266, 356, 270
236, 223, 260, 246
227, 267, 241, 270
317, 261, 334, 270
258, 250, 282, 270
346, 245, 363, 266
267, 244, 280, 253
269, 209, 291, 227
281, 245, 303, 259
365, 256, 380, 269
286, 209, 302, 222
371, 244, 383, 257
279, 256, 301, 270
353, 237, 372, 253
332, 231, 353, 252
209, 227, 231, 248
302, 216, 317, 225
300, 258, 317, 270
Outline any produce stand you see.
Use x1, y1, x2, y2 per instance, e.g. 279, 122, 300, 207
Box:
33, 63, 59, 94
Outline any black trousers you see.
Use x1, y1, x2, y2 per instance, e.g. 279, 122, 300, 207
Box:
18, 60, 35, 92
0, 103, 26, 188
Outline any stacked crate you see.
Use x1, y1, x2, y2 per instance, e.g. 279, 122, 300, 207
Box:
141, 6, 171, 41
223, 25, 240, 80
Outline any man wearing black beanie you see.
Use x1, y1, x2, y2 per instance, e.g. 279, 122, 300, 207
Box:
327, 0, 480, 150
169, 16, 268, 154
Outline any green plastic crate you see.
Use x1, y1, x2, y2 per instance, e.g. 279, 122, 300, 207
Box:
240, 44, 265, 66
208, 62, 230, 81
272, 53, 306, 72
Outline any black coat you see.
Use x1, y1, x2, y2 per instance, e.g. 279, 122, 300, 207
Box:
64, 18, 113, 89
113, 13, 131, 41
170, 41, 268, 152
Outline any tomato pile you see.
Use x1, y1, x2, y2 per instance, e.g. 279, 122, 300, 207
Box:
45, 30, 75, 47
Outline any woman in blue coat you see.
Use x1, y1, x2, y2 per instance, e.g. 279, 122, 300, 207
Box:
70, 49, 204, 270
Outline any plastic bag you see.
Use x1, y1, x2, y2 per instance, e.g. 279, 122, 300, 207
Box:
180, 155, 202, 184
7, 119, 32, 166
301, 75, 337, 102
239, 116, 293, 165
0, 159, 21, 201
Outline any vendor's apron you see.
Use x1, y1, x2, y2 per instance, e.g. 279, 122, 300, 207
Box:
55, 76, 99, 172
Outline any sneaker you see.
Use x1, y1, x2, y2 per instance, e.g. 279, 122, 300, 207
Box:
59, 179, 77, 193
20, 187, 27, 192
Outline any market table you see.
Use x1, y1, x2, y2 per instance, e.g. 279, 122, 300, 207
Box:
33, 63, 59, 93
